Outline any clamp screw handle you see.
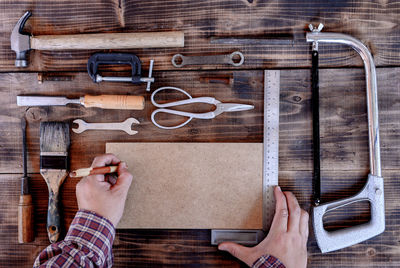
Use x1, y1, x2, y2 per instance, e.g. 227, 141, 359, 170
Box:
146, 59, 155, 92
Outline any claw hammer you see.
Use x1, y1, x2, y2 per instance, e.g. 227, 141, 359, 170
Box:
10, 11, 184, 67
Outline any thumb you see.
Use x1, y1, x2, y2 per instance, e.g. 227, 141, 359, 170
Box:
113, 162, 133, 189
218, 242, 254, 266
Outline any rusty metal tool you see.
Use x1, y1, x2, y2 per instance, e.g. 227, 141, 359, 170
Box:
11, 11, 184, 67
18, 118, 34, 243
87, 53, 155, 91
307, 24, 384, 253
72, 118, 140, 135
171, 51, 244, 68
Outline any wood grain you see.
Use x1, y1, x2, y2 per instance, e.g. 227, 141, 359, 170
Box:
1, 169, 400, 267
1, 1, 400, 266
1, 68, 399, 174
1, 0, 399, 71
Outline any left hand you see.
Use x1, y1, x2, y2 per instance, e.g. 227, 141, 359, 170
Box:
218, 186, 309, 268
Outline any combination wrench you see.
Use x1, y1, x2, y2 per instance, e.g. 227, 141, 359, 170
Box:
171, 51, 244, 67
72, 118, 140, 135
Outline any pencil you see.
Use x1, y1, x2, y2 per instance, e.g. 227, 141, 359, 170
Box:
70, 166, 118, 178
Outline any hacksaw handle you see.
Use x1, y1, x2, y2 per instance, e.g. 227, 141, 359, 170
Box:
83, 95, 145, 110
31, 31, 184, 50
47, 191, 61, 243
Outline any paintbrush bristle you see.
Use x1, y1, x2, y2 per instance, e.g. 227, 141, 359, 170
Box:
40, 122, 70, 152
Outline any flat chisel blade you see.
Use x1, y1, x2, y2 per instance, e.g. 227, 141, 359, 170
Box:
17, 96, 80, 106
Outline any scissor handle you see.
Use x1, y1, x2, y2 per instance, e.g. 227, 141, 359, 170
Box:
151, 86, 218, 108
151, 109, 193, 129
150, 86, 219, 129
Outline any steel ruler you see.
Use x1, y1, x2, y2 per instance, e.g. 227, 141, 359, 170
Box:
211, 70, 280, 245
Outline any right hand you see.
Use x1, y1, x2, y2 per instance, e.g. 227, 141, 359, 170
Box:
76, 154, 133, 227
218, 186, 309, 268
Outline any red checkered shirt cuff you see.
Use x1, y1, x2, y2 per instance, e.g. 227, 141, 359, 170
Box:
64, 210, 115, 265
33, 209, 115, 267
252, 255, 286, 268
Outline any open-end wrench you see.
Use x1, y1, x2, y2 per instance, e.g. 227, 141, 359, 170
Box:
171, 51, 244, 67
72, 118, 139, 135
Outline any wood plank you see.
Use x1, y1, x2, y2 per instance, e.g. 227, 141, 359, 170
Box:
0, 68, 399, 173
1, 1, 400, 71
1, 170, 399, 267
107, 143, 263, 229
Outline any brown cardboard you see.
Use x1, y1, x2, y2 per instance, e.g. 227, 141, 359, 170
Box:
106, 143, 263, 229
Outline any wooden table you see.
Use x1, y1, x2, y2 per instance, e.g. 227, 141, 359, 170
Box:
1, 1, 399, 267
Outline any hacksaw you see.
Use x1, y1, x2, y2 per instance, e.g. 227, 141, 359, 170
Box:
211, 70, 280, 245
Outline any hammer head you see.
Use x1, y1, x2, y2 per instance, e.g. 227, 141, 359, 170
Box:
10, 11, 32, 67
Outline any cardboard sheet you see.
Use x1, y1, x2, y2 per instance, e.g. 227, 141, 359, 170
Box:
106, 143, 263, 229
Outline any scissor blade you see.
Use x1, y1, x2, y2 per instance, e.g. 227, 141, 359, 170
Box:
220, 103, 254, 112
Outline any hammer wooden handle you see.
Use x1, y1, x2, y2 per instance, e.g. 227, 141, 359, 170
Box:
18, 194, 34, 243
31, 31, 184, 50
83, 95, 145, 110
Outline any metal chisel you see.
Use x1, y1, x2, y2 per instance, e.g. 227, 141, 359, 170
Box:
17, 95, 144, 110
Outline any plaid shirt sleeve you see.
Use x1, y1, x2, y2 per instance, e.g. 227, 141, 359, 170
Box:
33, 210, 115, 268
252, 255, 286, 268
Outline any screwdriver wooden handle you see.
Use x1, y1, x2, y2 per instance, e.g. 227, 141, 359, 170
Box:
83, 95, 145, 110
31, 31, 184, 50
18, 194, 34, 243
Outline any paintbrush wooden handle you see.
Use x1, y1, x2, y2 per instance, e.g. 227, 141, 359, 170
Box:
41, 170, 68, 243
70, 166, 118, 177
18, 194, 34, 243
47, 191, 61, 243
83, 95, 145, 110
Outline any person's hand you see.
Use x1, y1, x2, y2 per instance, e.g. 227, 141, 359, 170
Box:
218, 186, 309, 268
75, 154, 133, 227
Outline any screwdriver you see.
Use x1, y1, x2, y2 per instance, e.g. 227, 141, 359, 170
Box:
18, 118, 34, 243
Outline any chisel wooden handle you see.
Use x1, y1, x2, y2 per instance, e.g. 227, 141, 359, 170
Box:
31, 31, 184, 50
83, 95, 145, 110
18, 194, 34, 243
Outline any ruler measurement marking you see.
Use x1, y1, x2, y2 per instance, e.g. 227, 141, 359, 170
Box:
263, 70, 280, 230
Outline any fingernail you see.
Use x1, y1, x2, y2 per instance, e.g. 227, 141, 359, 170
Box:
276, 186, 281, 192
121, 162, 127, 168
218, 244, 226, 251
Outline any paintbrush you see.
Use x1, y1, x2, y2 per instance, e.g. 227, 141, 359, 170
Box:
40, 122, 70, 243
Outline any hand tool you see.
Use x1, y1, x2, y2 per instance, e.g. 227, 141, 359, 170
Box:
211, 70, 280, 245
11, 11, 184, 67
17, 94, 145, 110
171, 51, 244, 68
70, 166, 118, 178
310, 24, 324, 206
18, 117, 34, 243
87, 53, 155, 91
150, 86, 254, 129
72, 118, 140, 135
40, 122, 70, 243
307, 26, 384, 253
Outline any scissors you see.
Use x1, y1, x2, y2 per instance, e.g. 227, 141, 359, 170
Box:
150, 86, 254, 129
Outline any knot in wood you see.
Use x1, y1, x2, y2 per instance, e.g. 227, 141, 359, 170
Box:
26, 107, 48, 122
367, 247, 376, 256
